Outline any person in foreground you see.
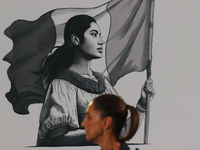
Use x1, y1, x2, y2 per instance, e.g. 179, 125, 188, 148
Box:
81, 94, 140, 150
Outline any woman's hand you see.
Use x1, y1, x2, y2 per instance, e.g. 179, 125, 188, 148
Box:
137, 78, 155, 112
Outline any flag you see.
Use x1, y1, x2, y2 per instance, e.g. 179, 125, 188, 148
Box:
3, 0, 153, 114
105, 0, 152, 85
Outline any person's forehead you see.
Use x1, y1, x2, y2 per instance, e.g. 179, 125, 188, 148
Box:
86, 102, 100, 116
88, 22, 100, 32
87, 102, 94, 112
86, 101, 94, 112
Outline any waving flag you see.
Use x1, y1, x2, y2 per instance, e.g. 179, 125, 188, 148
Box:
3, 0, 154, 115
105, 0, 152, 85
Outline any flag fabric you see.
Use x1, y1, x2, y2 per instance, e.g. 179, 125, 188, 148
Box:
105, 0, 151, 85
3, 0, 153, 114
3, 10, 56, 114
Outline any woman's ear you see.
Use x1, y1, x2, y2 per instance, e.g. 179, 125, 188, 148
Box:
71, 34, 80, 45
103, 116, 113, 130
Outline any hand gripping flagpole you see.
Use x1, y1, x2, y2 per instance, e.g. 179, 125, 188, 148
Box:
144, 0, 155, 144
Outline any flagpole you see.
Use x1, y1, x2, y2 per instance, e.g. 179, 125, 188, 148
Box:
144, 0, 155, 144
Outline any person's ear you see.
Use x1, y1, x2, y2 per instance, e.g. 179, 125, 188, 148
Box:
71, 34, 80, 45
103, 116, 113, 130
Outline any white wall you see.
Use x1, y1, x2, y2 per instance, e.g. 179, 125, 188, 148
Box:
0, 0, 200, 150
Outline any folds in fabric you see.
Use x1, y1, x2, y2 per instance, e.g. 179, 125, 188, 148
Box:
3, 0, 153, 114
105, 0, 152, 85
3, 4, 110, 114
3, 10, 56, 114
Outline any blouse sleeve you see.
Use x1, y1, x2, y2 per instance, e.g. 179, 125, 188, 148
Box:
38, 79, 79, 142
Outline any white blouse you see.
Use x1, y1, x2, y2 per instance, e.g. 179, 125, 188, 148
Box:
37, 72, 117, 142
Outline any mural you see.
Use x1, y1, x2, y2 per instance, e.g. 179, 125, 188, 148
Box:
2, 0, 156, 149
2, 0, 200, 150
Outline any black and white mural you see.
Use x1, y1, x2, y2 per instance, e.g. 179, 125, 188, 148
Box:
0, 0, 200, 150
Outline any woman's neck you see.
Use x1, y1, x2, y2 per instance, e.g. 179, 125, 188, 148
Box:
69, 47, 93, 76
96, 134, 121, 150
69, 59, 92, 76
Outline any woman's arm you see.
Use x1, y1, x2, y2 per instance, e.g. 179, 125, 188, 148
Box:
104, 76, 152, 125
136, 78, 155, 124
38, 79, 90, 146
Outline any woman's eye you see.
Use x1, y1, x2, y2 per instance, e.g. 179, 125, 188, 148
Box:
91, 33, 97, 37
86, 115, 91, 119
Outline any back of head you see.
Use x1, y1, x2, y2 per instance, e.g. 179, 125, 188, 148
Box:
93, 94, 139, 142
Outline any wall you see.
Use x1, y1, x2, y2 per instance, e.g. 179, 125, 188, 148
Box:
0, 0, 200, 150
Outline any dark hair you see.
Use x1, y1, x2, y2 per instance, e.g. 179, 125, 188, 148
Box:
93, 94, 139, 142
41, 15, 96, 86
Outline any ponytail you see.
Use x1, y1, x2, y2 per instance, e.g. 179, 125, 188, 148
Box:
93, 94, 139, 142
41, 41, 74, 87
120, 105, 139, 142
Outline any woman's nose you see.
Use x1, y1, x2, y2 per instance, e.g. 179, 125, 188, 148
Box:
98, 37, 103, 45
81, 119, 85, 128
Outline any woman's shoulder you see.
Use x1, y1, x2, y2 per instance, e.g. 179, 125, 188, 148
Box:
51, 78, 76, 85
49, 78, 78, 92
120, 142, 130, 150
53, 69, 108, 94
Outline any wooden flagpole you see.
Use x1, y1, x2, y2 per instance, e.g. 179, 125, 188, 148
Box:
144, 0, 155, 144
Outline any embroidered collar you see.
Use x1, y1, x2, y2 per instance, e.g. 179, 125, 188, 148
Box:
55, 69, 105, 94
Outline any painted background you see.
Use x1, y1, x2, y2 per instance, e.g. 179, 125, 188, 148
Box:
0, 0, 200, 150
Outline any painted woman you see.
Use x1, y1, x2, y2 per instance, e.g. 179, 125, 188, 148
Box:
36, 15, 155, 146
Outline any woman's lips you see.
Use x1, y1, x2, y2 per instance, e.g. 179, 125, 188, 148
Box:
85, 130, 88, 134
97, 47, 103, 53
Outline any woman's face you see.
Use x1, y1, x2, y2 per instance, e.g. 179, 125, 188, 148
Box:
81, 102, 104, 142
80, 22, 103, 59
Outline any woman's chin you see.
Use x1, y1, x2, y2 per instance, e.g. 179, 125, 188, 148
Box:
92, 55, 102, 59
86, 136, 92, 142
